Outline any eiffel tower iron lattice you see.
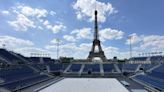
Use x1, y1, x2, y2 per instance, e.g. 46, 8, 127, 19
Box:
87, 10, 107, 62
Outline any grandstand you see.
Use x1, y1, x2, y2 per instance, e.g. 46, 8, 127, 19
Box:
0, 2, 164, 91
0, 48, 164, 92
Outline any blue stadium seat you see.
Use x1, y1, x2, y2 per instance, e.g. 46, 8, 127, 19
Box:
123, 64, 139, 72
0, 66, 37, 82
117, 64, 123, 71
30, 57, 40, 63
48, 64, 62, 71
69, 64, 82, 72
134, 75, 164, 91
83, 64, 100, 72
148, 65, 164, 80
62, 64, 69, 70
103, 64, 114, 72
43, 57, 56, 64
0, 75, 49, 91
141, 64, 155, 70
0, 49, 24, 64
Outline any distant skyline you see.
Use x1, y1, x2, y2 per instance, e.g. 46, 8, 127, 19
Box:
0, 0, 164, 59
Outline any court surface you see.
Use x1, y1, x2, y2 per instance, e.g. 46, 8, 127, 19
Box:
39, 78, 129, 92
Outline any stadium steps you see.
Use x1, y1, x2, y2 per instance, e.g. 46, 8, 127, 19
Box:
0, 74, 51, 92
40, 72, 54, 78
21, 77, 61, 92
114, 64, 121, 73
122, 64, 139, 72
8, 51, 40, 72
34, 77, 64, 92
14, 75, 51, 92
132, 75, 164, 91
63, 63, 72, 73
147, 64, 161, 72
0, 78, 5, 84
132, 77, 161, 92
129, 72, 145, 78
146, 57, 151, 61
100, 63, 104, 76
135, 64, 142, 72
0, 74, 41, 85
39, 57, 44, 64
0, 56, 12, 65
10, 52, 53, 78
79, 64, 85, 76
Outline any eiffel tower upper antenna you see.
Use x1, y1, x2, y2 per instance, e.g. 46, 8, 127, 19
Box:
95, 1, 97, 10
94, 1, 98, 40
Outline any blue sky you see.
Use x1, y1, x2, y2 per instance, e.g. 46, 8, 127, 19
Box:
0, 0, 164, 59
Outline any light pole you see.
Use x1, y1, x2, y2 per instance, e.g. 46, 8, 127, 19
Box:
128, 36, 133, 58
56, 38, 60, 60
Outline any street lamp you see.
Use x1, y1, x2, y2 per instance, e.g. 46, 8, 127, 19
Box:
56, 38, 60, 60
128, 35, 133, 58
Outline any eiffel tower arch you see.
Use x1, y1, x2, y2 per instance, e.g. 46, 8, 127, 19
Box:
87, 10, 107, 62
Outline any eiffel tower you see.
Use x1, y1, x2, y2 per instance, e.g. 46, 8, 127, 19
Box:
87, 10, 107, 62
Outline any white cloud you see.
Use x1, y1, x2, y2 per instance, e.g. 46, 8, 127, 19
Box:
5, 3, 65, 32
17, 4, 48, 18
50, 38, 61, 44
79, 43, 92, 51
45, 45, 56, 50
0, 36, 54, 58
51, 24, 66, 33
0, 35, 34, 48
126, 33, 164, 52
1, 10, 9, 15
126, 33, 142, 45
63, 35, 76, 42
71, 27, 92, 40
45, 42, 91, 58
43, 20, 66, 34
104, 46, 119, 58
141, 35, 164, 49
43, 20, 50, 26
72, 0, 117, 22
104, 46, 119, 52
63, 27, 123, 42
50, 11, 56, 16
99, 28, 124, 41
38, 26, 43, 30
8, 14, 35, 31
7, 4, 48, 31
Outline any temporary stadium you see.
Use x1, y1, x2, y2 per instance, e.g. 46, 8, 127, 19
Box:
0, 0, 164, 92
0, 48, 164, 92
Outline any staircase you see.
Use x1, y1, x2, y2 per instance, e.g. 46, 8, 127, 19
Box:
114, 64, 121, 73
8, 51, 40, 72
